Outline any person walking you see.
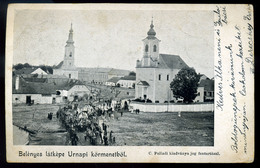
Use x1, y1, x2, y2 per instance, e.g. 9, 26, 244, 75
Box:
104, 134, 108, 146
109, 131, 113, 144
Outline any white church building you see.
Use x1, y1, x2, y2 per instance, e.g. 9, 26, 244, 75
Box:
135, 20, 189, 103
53, 24, 79, 79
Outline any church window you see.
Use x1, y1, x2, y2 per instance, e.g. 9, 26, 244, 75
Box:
145, 45, 149, 52
153, 45, 157, 52
159, 74, 161, 81
167, 74, 169, 81
69, 52, 72, 57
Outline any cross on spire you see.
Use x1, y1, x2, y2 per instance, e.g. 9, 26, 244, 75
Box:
70, 23, 73, 32
147, 17, 156, 37
150, 16, 154, 29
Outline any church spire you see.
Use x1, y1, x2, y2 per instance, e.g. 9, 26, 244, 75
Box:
70, 23, 73, 32
147, 17, 156, 37
67, 23, 74, 44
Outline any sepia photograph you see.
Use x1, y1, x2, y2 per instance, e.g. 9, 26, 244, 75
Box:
12, 10, 214, 146
5, 4, 254, 163
11, 9, 214, 147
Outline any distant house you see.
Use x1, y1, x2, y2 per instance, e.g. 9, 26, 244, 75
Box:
108, 68, 131, 79
198, 74, 209, 82
194, 79, 214, 102
14, 67, 48, 76
31, 68, 48, 75
105, 77, 121, 87
57, 80, 91, 102
13, 76, 57, 104
13, 76, 91, 104
20, 73, 70, 85
117, 75, 136, 88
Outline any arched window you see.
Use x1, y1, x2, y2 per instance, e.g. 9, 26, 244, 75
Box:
159, 74, 161, 81
153, 45, 157, 52
145, 45, 149, 52
69, 52, 72, 57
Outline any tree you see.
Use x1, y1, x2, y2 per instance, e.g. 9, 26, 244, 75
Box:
170, 67, 200, 103
13, 63, 24, 70
129, 71, 136, 76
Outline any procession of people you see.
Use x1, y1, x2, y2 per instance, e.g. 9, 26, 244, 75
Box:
56, 98, 129, 146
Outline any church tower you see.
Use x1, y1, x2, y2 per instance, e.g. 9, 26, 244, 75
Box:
63, 23, 75, 69
142, 18, 161, 62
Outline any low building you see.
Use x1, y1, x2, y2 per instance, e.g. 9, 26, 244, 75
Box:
13, 76, 56, 104
78, 67, 130, 84
117, 76, 136, 88
194, 79, 214, 102
105, 77, 121, 87
13, 76, 91, 104
14, 67, 48, 76
198, 74, 209, 82
18, 73, 70, 85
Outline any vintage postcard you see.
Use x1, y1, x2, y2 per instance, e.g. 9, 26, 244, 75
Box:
5, 4, 254, 163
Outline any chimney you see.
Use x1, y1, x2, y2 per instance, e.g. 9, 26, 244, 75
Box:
15, 75, 19, 90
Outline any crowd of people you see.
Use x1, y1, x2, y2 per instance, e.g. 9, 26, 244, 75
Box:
56, 99, 128, 146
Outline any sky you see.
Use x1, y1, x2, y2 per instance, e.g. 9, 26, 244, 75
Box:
13, 9, 214, 78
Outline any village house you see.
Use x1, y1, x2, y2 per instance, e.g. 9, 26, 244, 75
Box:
78, 67, 130, 85
17, 73, 70, 85
116, 75, 136, 88
105, 77, 121, 87
13, 67, 48, 76
194, 79, 214, 102
135, 20, 189, 103
13, 75, 91, 104
13, 76, 57, 104
198, 74, 210, 82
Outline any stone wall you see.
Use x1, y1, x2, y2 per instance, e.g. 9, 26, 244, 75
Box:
130, 102, 214, 112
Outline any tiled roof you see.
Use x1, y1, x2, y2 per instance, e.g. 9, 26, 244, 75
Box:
199, 79, 214, 92
77, 67, 130, 76
58, 80, 86, 90
14, 67, 45, 75
21, 74, 69, 79
108, 68, 131, 76
199, 74, 209, 80
77, 67, 112, 73
107, 77, 121, 83
158, 54, 188, 69
137, 80, 150, 86
13, 77, 57, 94
119, 76, 136, 81
55, 61, 64, 69
13, 76, 87, 94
